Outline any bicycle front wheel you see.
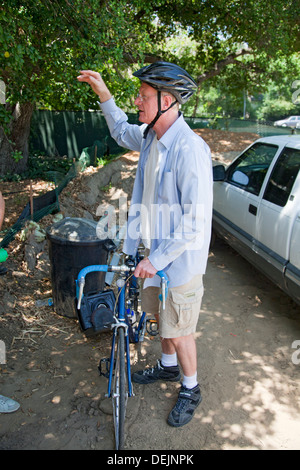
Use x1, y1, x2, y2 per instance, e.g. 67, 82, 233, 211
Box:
112, 326, 127, 450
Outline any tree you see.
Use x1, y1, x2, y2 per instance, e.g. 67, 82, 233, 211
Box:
150, 0, 300, 116
150, 0, 300, 75
255, 54, 300, 121
1, 0, 299, 176
0, 0, 149, 175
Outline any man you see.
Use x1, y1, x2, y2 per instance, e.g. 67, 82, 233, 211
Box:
77, 62, 213, 427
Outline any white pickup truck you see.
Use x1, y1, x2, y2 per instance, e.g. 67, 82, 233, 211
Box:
213, 135, 300, 306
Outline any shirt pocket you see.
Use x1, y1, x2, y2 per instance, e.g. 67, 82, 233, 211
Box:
159, 171, 176, 203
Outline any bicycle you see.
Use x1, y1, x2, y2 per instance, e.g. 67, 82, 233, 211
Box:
75, 254, 168, 450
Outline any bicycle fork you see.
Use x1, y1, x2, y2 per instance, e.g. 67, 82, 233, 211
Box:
99, 279, 134, 399
105, 324, 133, 399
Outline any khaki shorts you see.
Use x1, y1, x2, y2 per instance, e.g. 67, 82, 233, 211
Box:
141, 274, 204, 339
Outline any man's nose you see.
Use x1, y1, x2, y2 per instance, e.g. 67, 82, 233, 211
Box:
135, 95, 142, 105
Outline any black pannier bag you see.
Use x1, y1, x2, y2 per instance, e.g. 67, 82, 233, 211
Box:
77, 289, 116, 336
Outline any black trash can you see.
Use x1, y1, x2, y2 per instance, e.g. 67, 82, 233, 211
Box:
46, 217, 115, 318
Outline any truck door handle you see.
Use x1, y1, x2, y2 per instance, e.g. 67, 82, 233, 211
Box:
249, 204, 257, 216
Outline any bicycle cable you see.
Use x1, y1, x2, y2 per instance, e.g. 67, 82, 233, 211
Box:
113, 271, 135, 318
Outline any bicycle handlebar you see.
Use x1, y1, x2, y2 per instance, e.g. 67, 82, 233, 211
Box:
76, 264, 169, 310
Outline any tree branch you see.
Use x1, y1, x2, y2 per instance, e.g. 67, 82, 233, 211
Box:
123, 48, 254, 85
196, 48, 253, 84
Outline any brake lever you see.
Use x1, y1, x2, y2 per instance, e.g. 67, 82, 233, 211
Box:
76, 278, 85, 309
156, 271, 168, 311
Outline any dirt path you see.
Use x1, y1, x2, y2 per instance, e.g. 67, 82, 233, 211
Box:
0, 237, 299, 450
1, 129, 300, 450
125, 238, 300, 451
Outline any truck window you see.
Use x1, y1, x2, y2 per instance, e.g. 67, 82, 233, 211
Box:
226, 143, 278, 196
263, 148, 300, 207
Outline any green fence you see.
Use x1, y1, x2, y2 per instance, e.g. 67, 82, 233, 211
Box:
30, 109, 140, 159
30, 110, 296, 159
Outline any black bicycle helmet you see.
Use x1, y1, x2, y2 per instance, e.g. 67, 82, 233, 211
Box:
133, 61, 197, 137
133, 61, 197, 104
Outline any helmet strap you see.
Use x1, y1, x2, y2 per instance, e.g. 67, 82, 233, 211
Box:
143, 91, 178, 138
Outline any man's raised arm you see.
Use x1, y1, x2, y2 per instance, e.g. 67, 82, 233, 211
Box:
77, 70, 112, 103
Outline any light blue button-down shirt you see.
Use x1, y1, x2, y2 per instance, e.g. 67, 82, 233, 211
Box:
100, 98, 213, 288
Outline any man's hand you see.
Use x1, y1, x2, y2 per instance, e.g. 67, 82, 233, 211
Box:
77, 70, 112, 103
134, 257, 157, 278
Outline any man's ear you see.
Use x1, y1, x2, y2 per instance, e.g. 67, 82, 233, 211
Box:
162, 94, 173, 110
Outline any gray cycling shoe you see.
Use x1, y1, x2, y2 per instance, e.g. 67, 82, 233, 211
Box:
167, 384, 202, 427
132, 360, 181, 384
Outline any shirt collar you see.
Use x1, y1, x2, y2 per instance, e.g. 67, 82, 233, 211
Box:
158, 112, 185, 150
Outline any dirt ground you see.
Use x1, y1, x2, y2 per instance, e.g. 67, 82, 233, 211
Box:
0, 129, 300, 451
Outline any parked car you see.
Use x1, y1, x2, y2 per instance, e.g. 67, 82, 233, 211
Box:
212, 135, 300, 305
274, 116, 300, 128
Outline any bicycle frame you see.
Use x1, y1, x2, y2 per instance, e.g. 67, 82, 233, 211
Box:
76, 262, 168, 449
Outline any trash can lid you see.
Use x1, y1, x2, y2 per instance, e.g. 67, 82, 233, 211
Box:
46, 217, 101, 243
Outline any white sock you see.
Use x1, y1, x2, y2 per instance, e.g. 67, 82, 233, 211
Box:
182, 373, 198, 389
161, 352, 177, 367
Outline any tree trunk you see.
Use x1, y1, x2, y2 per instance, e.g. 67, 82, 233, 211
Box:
0, 101, 35, 176
192, 91, 200, 117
